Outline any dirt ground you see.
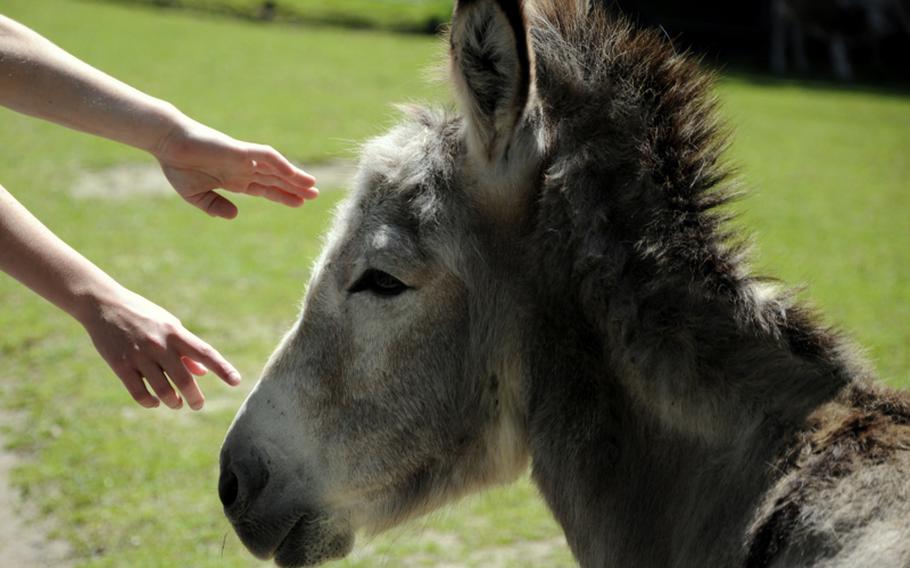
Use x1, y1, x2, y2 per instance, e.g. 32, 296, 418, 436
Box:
69, 159, 357, 199
0, 412, 72, 567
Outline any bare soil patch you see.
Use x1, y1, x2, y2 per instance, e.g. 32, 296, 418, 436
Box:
69, 159, 357, 200
0, 412, 72, 567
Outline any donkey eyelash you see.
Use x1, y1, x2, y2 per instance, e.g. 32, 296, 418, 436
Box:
348, 269, 410, 297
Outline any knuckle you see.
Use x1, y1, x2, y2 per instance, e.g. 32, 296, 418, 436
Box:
163, 326, 182, 344
170, 372, 193, 387
110, 358, 132, 375
152, 387, 171, 401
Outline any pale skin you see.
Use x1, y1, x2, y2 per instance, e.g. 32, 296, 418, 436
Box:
0, 15, 319, 410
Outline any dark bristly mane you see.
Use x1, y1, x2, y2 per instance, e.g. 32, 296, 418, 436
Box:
530, 1, 741, 291
529, 0, 857, 367
517, 3, 910, 566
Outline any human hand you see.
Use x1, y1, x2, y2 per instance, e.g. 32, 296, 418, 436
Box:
79, 285, 241, 410
154, 119, 318, 219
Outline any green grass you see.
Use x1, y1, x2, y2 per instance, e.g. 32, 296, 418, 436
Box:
722, 76, 910, 386
0, 1, 908, 567
18, 1, 448, 169
94, 0, 454, 33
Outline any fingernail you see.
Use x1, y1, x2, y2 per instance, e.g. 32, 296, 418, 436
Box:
229, 371, 242, 385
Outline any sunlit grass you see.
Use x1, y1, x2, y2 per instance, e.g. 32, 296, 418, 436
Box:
721, 76, 910, 387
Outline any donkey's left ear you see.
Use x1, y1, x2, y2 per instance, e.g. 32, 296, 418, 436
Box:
451, 0, 531, 164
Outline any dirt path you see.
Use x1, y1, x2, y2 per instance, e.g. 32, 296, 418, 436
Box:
70, 159, 357, 199
0, 412, 72, 567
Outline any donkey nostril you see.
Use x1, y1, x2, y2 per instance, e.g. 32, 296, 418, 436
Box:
219, 468, 240, 510
218, 454, 271, 517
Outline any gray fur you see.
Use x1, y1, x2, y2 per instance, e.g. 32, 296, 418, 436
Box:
219, 1, 910, 567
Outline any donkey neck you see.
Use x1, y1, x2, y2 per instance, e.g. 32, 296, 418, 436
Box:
513, 4, 875, 562
603, 277, 856, 442
523, 248, 866, 566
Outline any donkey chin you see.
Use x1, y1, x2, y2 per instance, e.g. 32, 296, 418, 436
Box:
218, 431, 355, 567
233, 511, 353, 568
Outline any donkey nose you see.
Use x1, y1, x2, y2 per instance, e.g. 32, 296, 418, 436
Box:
219, 448, 270, 518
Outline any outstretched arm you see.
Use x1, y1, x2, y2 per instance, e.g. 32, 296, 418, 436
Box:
0, 15, 317, 218
0, 184, 241, 410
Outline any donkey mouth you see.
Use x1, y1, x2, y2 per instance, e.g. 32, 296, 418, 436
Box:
271, 513, 355, 568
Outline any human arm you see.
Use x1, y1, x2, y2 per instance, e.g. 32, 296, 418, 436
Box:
0, 184, 241, 410
0, 15, 317, 218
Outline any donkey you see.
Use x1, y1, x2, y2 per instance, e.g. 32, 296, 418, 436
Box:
218, 1, 910, 566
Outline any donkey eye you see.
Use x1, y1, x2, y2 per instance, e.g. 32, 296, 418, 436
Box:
349, 269, 409, 297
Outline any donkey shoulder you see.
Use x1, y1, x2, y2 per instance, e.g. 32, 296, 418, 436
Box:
746, 384, 910, 568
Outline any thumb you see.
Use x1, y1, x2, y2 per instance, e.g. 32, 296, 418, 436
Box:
191, 191, 239, 220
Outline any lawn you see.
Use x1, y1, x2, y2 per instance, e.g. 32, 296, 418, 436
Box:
97, 0, 453, 32
0, 0, 908, 567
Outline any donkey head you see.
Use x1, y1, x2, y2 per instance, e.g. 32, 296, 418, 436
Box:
219, 1, 545, 565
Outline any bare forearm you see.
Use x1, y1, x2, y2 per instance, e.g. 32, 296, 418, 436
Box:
0, 184, 119, 324
0, 15, 317, 218
0, 184, 241, 409
0, 14, 185, 154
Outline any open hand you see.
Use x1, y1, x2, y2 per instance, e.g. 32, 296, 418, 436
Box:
155, 120, 318, 219
80, 285, 242, 410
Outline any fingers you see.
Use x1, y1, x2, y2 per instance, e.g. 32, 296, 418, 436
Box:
116, 340, 236, 411
182, 356, 208, 377
251, 146, 313, 181
252, 173, 315, 199
175, 333, 242, 387
250, 147, 319, 198
111, 363, 159, 409
137, 361, 183, 410
245, 182, 306, 207
161, 353, 206, 411
188, 190, 239, 220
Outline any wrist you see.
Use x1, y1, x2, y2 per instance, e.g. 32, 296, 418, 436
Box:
146, 100, 193, 159
66, 272, 126, 328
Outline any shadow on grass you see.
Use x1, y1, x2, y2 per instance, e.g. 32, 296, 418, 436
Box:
86, 0, 451, 35
715, 64, 910, 99
80, 0, 910, 97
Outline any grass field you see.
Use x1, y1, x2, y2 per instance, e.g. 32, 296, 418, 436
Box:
97, 0, 453, 32
1, 1, 908, 567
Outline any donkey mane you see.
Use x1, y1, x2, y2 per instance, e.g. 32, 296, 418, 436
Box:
513, 2, 910, 565
530, 0, 824, 347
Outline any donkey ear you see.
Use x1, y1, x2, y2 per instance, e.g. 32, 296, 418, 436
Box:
451, 0, 531, 163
